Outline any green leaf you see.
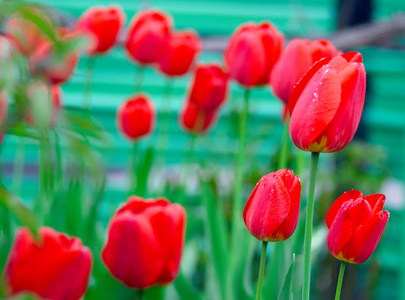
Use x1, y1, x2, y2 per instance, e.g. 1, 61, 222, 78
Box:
18, 5, 57, 43
173, 270, 204, 300
135, 147, 155, 198
277, 254, 295, 300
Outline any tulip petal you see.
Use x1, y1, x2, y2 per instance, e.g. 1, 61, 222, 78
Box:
365, 194, 385, 213
327, 201, 353, 257
289, 64, 341, 151
350, 198, 372, 231
325, 189, 363, 229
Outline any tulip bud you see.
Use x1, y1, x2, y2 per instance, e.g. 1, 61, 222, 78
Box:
326, 190, 389, 264
289, 52, 366, 153
158, 30, 201, 77
125, 10, 172, 65
3, 227, 93, 300
188, 64, 229, 111
243, 169, 301, 242
101, 196, 186, 289
117, 94, 155, 141
180, 101, 217, 135
224, 22, 284, 87
271, 39, 340, 104
29, 28, 79, 85
75, 5, 125, 55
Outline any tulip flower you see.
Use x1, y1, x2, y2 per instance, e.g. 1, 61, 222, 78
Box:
188, 64, 229, 111
75, 5, 125, 55
26, 81, 62, 128
158, 30, 201, 77
117, 94, 155, 140
102, 196, 186, 289
29, 28, 79, 85
125, 10, 172, 65
271, 39, 340, 104
3, 227, 93, 300
224, 22, 284, 87
326, 190, 389, 264
5, 9, 48, 56
289, 52, 366, 153
243, 169, 301, 242
180, 101, 217, 135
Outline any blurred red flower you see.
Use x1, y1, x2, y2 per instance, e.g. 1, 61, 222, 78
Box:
75, 5, 125, 55
102, 196, 186, 289
117, 94, 155, 140
271, 39, 340, 104
243, 169, 301, 242
224, 22, 284, 87
326, 190, 389, 264
125, 10, 172, 65
158, 30, 201, 76
3, 227, 92, 300
180, 101, 217, 135
289, 52, 366, 153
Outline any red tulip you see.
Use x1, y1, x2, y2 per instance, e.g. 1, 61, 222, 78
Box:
3, 227, 92, 300
188, 64, 229, 110
29, 28, 79, 85
117, 94, 155, 140
224, 22, 284, 87
75, 5, 125, 55
158, 30, 201, 76
243, 169, 301, 242
326, 190, 389, 264
288, 52, 366, 153
125, 10, 172, 65
5, 9, 48, 56
102, 196, 186, 289
180, 101, 217, 135
26, 81, 62, 128
271, 39, 340, 104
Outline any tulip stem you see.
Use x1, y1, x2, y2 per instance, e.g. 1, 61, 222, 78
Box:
335, 261, 346, 300
302, 151, 320, 300
277, 115, 290, 170
83, 56, 95, 112
130, 141, 139, 194
138, 289, 144, 300
135, 65, 144, 94
231, 88, 250, 246
256, 241, 268, 300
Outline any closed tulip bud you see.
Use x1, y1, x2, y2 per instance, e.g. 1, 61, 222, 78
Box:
158, 30, 201, 77
271, 39, 340, 104
180, 101, 217, 135
102, 196, 186, 289
188, 64, 229, 111
3, 227, 93, 300
243, 169, 301, 242
26, 81, 62, 128
326, 190, 389, 264
289, 52, 366, 153
125, 10, 172, 65
75, 5, 125, 55
224, 22, 284, 87
117, 94, 155, 141
29, 28, 79, 85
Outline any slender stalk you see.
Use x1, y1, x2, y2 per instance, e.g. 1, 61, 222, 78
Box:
277, 115, 290, 170
302, 152, 320, 300
231, 88, 250, 245
335, 261, 346, 300
157, 78, 173, 161
83, 56, 95, 112
135, 65, 144, 94
130, 142, 139, 194
138, 289, 144, 300
256, 241, 268, 300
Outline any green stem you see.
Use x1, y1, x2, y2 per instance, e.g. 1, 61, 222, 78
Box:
157, 78, 173, 161
130, 142, 139, 195
335, 261, 346, 300
138, 289, 144, 300
302, 152, 320, 300
231, 88, 250, 245
256, 241, 268, 300
135, 65, 144, 94
277, 115, 290, 170
83, 56, 95, 112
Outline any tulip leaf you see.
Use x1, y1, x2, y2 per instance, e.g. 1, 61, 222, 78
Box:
18, 5, 57, 43
277, 253, 295, 300
173, 270, 204, 300
0, 188, 39, 237
134, 147, 154, 198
